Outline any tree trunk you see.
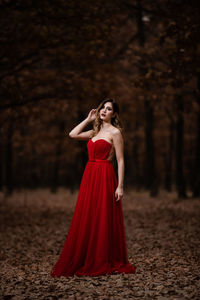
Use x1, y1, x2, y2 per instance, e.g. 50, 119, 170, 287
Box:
192, 112, 200, 197
132, 121, 142, 190
51, 121, 65, 193
136, 0, 145, 47
164, 121, 174, 191
136, 1, 158, 196
5, 123, 13, 195
192, 74, 200, 197
76, 102, 89, 184
0, 143, 3, 191
144, 99, 158, 196
175, 95, 187, 198
29, 148, 38, 188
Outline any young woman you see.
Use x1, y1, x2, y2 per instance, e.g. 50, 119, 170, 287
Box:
50, 98, 136, 277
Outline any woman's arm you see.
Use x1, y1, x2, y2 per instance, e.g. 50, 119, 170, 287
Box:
69, 109, 96, 141
112, 129, 124, 201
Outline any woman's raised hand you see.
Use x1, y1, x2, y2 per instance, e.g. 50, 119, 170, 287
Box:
87, 109, 97, 122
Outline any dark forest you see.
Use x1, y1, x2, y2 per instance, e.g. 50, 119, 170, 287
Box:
1, 0, 200, 197
0, 1, 200, 299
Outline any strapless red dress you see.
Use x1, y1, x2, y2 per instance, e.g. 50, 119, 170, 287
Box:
50, 138, 136, 277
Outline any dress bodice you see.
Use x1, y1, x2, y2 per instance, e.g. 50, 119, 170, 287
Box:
87, 139, 113, 161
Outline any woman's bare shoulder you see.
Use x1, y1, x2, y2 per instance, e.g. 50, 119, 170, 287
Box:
110, 126, 121, 136
110, 127, 123, 144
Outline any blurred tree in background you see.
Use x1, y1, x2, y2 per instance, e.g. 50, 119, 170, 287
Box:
0, 0, 199, 197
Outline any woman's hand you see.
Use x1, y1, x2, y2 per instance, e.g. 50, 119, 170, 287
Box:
115, 186, 123, 202
87, 109, 97, 122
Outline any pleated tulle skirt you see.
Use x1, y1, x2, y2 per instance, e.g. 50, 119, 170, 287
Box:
50, 160, 136, 277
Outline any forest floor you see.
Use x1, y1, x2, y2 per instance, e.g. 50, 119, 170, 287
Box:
0, 188, 200, 300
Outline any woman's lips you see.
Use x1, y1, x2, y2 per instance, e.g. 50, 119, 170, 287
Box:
101, 114, 106, 117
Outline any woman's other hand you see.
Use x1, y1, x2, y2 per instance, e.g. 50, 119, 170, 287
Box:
115, 186, 123, 202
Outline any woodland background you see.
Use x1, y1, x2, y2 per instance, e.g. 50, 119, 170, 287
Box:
0, 1, 200, 299
0, 0, 200, 197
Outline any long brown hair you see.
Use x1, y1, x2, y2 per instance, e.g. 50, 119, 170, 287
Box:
90, 98, 124, 138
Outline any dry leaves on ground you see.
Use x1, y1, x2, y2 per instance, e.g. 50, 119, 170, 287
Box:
0, 188, 200, 299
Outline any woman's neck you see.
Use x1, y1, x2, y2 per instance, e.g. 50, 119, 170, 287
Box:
101, 121, 111, 129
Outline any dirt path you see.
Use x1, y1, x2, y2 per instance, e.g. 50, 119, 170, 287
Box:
0, 189, 199, 299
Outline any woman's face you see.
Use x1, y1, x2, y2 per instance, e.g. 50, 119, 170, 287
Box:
99, 102, 114, 122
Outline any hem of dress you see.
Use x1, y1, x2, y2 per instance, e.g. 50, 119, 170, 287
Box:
50, 262, 136, 278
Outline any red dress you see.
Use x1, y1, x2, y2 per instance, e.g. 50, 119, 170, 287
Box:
50, 138, 136, 277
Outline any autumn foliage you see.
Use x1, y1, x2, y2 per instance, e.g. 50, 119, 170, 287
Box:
0, 0, 199, 197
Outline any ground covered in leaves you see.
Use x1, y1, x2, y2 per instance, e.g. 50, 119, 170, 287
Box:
0, 188, 200, 299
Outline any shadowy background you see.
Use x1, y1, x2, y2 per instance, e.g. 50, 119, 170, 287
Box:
1, 2, 200, 299
0, 0, 200, 198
